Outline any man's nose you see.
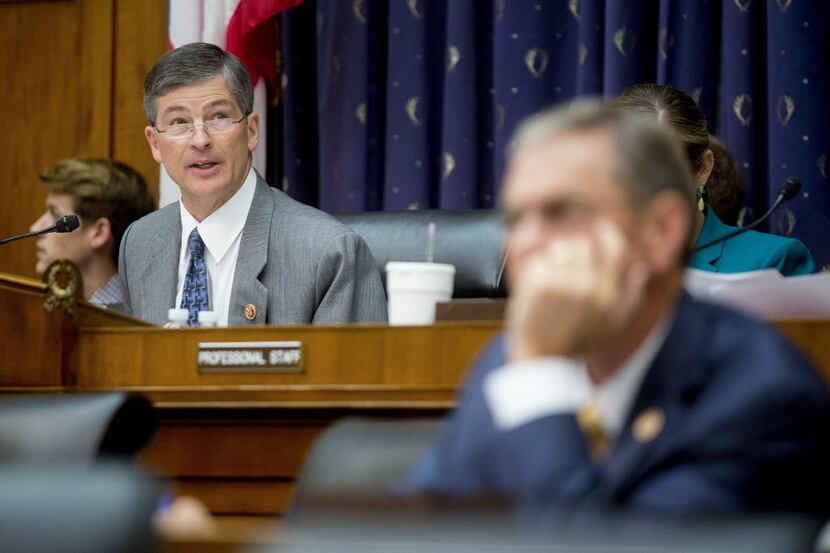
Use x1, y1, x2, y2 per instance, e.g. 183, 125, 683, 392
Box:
30, 212, 49, 233
189, 125, 212, 148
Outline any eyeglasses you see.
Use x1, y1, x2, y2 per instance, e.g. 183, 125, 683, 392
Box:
154, 113, 249, 139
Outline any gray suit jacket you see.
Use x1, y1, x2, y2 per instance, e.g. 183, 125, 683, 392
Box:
118, 175, 387, 325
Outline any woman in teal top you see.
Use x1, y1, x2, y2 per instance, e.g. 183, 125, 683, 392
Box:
612, 84, 814, 276
691, 204, 813, 274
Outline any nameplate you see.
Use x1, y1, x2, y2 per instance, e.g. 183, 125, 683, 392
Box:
197, 341, 304, 374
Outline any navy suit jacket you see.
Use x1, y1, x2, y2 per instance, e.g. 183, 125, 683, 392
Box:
407, 295, 830, 514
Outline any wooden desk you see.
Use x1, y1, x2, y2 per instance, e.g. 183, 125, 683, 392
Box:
5, 271, 830, 519
78, 323, 500, 516
0, 273, 500, 515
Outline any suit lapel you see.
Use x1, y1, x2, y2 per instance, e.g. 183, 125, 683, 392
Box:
601, 295, 713, 496
137, 206, 181, 323
228, 175, 273, 325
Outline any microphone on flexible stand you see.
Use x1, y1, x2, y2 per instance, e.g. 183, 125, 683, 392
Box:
691, 178, 802, 254
0, 215, 81, 246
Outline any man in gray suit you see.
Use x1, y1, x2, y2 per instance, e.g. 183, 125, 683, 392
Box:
119, 42, 386, 326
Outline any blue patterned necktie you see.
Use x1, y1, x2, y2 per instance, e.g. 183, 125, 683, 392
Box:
180, 228, 209, 326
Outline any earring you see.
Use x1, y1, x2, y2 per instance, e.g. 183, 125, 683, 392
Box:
696, 185, 707, 212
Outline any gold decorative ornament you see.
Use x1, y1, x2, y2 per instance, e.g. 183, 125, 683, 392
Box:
632, 407, 665, 443
406, 0, 423, 20
329, 56, 343, 83
690, 87, 702, 105
494, 0, 505, 24
495, 103, 506, 132
244, 304, 257, 321
352, 0, 367, 25
43, 259, 82, 316
405, 96, 424, 127
525, 48, 550, 79
776, 95, 795, 126
733, 0, 752, 13
578, 43, 588, 66
776, 208, 797, 237
733, 94, 753, 126
442, 152, 456, 179
658, 28, 671, 60
446, 45, 460, 72
776, 0, 792, 12
613, 28, 637, 57
317, 10, 325, 35
355, 101, 367, 126
568, 0, 580, 21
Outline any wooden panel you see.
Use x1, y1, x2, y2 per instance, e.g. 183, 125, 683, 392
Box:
75, 323, 500, 399
174, 478, 295, 515
143, 419, 327, 478
0, 274, 64, 385
776, 320, 830, 384
0, 0, 114, 278
112, 0, 167, 200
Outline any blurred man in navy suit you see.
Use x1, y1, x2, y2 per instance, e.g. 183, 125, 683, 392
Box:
406, 100, 830, 514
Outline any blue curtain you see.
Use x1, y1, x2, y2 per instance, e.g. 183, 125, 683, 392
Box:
278, 0, 830, 269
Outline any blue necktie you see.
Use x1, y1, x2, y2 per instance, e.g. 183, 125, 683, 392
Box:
180, 228, 209, 326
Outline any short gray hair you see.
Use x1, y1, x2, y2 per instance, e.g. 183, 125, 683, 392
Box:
509, 99, 695, 215
143, 42, 254, 124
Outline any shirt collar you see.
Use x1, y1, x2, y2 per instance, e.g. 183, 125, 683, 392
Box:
89, 274, 123, 306
593, 307, 676, 438
179, 167, 257, 263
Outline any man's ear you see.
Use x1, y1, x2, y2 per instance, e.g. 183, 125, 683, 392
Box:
246, 112, 260, 153
145, 126, 163, 164
88, 217, 113, 252
640, 190, 692, 273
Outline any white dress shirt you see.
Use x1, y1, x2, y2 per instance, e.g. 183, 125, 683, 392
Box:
483, 311, 674, 438
175, 168, 256, 327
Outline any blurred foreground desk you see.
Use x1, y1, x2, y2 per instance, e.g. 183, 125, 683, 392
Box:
0, 272, 499, 518
5, 271, 830, 519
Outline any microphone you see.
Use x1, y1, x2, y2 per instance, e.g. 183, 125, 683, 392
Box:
0, 215, 80, 246
691, 178, 801, 253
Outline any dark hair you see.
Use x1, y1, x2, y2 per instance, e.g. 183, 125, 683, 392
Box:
41, 159, 156, 265
610, 84, 710, 176
706, 135, 747, 226
511, 99, 695, 214
510, 99, 696, 253
143, 42, 254, 124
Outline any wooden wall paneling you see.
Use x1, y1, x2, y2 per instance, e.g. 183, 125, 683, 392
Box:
112, 0, 167, 202
0, 0, 114, 278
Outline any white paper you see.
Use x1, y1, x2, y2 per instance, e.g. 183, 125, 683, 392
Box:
684, 268, 830, 320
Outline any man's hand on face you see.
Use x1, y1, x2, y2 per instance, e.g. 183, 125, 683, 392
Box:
507, 219, 649, 362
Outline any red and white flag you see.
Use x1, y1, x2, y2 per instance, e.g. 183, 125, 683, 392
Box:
161, 0, 303, 206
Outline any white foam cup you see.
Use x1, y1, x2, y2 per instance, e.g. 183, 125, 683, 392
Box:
385, 262, 456, 325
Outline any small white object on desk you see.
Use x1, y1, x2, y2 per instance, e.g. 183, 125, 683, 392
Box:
166, 308, 189, 328
385, 262, 455, 325
197, 310, 219, 328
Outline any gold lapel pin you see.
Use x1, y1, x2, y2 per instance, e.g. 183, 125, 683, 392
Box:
244, 303, 256, 321
632, 407, 665, 444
